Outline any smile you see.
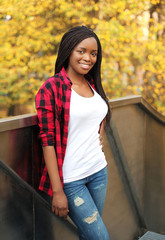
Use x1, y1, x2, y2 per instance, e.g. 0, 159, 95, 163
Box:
79, 63, 92, 70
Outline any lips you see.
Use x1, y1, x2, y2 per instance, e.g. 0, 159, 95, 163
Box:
79, 63, 92, 70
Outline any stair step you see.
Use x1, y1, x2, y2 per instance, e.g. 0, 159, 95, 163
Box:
139, 231, 165, 240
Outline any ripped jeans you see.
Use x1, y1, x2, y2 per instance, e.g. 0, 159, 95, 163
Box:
63, 166, 110, 240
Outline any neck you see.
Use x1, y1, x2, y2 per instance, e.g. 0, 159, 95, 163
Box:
66, 69, 86, 85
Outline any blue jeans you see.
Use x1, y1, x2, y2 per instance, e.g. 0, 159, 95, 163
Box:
63, 166, 110, 240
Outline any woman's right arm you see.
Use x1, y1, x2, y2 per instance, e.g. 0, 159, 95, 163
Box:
35, 83, 68, 218
42, 146, 69, 218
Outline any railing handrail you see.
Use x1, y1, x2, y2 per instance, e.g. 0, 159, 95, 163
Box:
0, 113, 37, 132
0, 96, 164, 132
0, 159, 77, 234
110, 95, 165, 124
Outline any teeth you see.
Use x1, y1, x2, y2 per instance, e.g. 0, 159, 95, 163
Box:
80, 64, 90, 68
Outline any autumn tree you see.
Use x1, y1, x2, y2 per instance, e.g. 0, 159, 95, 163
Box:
0, 0, 164, 116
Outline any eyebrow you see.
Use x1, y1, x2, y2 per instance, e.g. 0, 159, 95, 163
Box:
77, 47, 97, 52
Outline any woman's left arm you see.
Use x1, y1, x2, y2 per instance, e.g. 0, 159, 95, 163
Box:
99, 118, 106, 148
99, 118, 106, 136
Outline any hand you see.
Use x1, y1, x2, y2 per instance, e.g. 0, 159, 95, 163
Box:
99, 135, 104, 149
52, 190, 69, 219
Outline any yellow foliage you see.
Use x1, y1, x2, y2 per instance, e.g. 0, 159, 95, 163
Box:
0, 0, 165, 116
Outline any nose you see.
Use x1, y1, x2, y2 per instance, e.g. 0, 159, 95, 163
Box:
83, 53, 91, 62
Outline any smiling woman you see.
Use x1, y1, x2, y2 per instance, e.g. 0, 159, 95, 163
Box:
68, 37, 97, 73
35, 26, 111, 240
67, 37, 98, 98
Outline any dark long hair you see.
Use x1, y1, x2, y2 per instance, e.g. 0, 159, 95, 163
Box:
55, 26, 111, 125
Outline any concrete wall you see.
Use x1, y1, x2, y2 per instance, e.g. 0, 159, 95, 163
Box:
144, 115, 165, 233
103, 97, 165, 238
0, 96, 165, 239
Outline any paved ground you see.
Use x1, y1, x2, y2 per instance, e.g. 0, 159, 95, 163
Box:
140, 231, 165, 240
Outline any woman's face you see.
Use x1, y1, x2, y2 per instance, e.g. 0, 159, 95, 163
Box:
66, 37, 98, 77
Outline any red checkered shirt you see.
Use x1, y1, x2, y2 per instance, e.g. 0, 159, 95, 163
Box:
35, 67, 95, 196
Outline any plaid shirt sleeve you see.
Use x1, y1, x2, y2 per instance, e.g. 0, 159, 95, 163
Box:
35, 80, 56, 147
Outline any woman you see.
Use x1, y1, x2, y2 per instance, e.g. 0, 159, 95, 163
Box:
36, 26, 111, 240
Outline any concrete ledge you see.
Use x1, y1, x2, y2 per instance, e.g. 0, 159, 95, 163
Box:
0, 96, 164, 132
110, 95, 165, 124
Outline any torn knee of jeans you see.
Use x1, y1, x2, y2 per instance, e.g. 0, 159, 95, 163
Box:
74, 196, 84, 207
84, 211, 98, 224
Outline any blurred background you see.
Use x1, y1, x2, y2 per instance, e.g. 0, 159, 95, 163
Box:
0, 0, 164, 118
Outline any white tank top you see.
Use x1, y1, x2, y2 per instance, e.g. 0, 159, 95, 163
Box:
62, 85, 108, 183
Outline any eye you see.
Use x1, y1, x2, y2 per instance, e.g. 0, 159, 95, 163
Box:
91, 52, 97, 57
77, 50, 84, 54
